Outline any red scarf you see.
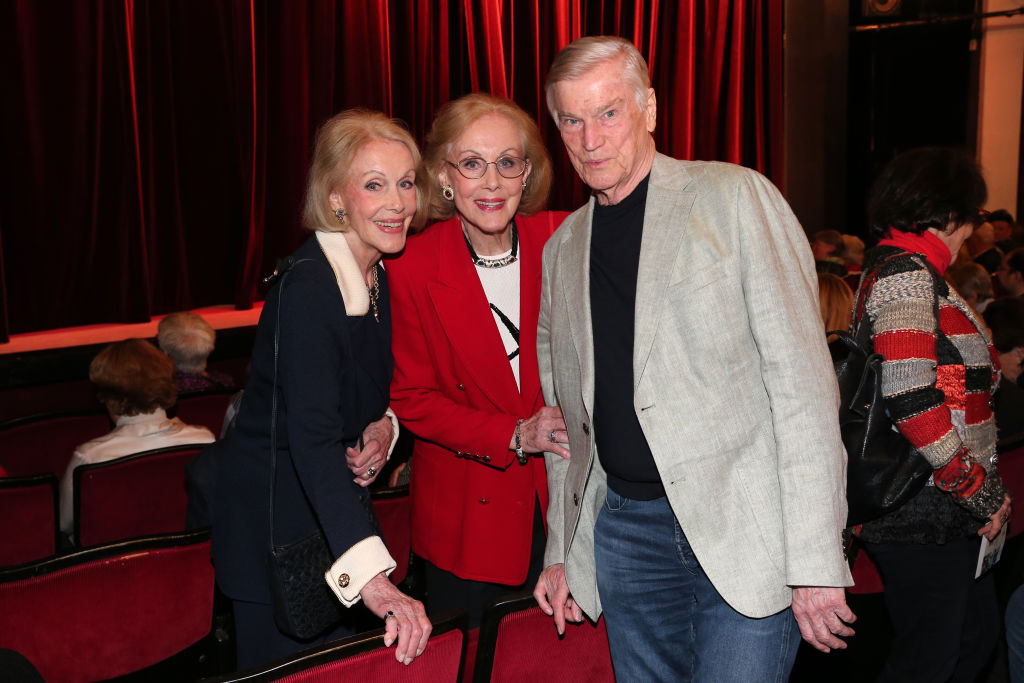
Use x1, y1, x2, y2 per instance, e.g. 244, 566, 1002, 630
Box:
878, 228, 952, 275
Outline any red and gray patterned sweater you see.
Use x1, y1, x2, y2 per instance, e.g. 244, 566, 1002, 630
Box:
857, 246, 1007, 544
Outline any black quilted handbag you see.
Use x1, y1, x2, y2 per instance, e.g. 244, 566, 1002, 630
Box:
833, 253, 933, 526
263, 257, 344, 640
268, 530, 344, 639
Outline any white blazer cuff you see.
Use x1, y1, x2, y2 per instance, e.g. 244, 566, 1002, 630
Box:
385, 407, 400, 461
324, 536, 396, 607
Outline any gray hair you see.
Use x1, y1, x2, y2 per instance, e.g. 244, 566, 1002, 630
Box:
157, 312, 215, 373
545, 36, 651, 119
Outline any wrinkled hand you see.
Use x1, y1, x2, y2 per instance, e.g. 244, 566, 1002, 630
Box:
791, 586, 856, 653
347, 416, 393, 487
979, 493, 1013, 541
533, 563, 583, 635
360, 573, 432, 665
518, 406, 570, 459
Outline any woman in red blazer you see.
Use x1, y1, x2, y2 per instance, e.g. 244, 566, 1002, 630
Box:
388, 94, 569, 627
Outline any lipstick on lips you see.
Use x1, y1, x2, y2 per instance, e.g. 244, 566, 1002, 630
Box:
474, 198, 506, 212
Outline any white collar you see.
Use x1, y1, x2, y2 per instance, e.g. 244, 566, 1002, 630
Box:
315, 231, 371, 316
115, 408, 169, 427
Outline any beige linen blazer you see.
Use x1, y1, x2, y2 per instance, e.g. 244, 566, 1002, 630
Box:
538, 154, 853, 620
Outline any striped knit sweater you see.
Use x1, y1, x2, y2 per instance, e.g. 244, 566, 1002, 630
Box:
858, 246, 1007, 544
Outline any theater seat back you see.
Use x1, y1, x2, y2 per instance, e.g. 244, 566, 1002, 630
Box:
0, 410, 110, 478
0, 530, 214, 683
208, 611, 466, 682
0, 473, 59, 566
172, 390, 235, 435
474, 594, 615, 683
74, 444, 205, 546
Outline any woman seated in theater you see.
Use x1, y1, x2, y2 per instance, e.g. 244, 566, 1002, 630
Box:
854, 147, 1011, 682
388, 94, 569, 628
59, 338, 215, 535
212, 109, 431, 669
817, 272, 853, 359
157, 311, 236, 392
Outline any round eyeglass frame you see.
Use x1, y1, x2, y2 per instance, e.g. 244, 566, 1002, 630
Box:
446, 156, 530, 180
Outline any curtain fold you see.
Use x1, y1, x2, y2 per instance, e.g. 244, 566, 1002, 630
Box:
0, 0, 783, 341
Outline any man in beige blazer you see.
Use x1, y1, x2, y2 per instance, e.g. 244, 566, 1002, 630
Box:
533, 36, 855, 680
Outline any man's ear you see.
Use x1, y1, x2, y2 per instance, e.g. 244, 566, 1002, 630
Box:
645, 88, 657, 133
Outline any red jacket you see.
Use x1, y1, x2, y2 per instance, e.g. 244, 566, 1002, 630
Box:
388, 211, 567, 584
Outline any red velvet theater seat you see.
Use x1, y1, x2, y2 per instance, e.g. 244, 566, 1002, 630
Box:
372, 484, 412, 585
172, 389, 236, 435
74, 443, 206, 547
0, 473, 59, 566
207, 611, 467, 683
0, 530, 214, 683
474, 593, 615, 683
0, 409, 110, 478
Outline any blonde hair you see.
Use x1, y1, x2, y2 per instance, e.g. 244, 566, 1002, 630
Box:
545, 36, 651, 119
421, 93, 552, 222
818, 273, 854, 338
302, 109, 424, 232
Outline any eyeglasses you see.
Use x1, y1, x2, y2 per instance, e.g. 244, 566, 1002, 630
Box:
972, 208, 991, 227
446, 155, 529, 180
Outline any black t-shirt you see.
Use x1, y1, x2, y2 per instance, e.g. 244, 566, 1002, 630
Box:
590, 175, 665, 500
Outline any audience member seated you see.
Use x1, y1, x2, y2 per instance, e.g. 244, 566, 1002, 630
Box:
982, 297, 1024, 439
59, 339, 215, 536
157, 312, 236, 393
966, 220, 1004, 274
997, 248, 1024, 299
947, 261, 995, 314
842, 233, 865, 278
990, 209, 1023, 252
817, 272, 854, 360
810, 229, 848, 277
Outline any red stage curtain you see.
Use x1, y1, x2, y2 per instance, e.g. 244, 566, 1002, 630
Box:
0, 0, 782, 341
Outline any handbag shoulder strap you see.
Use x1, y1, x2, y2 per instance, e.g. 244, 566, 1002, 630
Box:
266, 256, 314, 549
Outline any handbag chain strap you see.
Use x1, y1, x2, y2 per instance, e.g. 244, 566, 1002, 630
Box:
267, 257, 313, 550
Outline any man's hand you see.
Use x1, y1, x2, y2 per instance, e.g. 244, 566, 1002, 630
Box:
533, 563, 583, 635
791, 586, 856, 652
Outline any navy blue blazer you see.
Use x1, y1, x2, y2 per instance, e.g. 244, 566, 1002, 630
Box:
212, 235, 391, 604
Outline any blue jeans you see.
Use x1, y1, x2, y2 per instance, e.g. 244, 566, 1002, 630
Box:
594, 490, 800, 682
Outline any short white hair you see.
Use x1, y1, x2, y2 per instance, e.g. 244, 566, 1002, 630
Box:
545, 36, 651, 119
157, 312, 215, 373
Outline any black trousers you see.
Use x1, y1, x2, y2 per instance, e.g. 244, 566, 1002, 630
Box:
422, 497, 546, 629
865, 536, 1000, 683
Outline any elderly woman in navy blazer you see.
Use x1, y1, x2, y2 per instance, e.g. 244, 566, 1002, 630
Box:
212, 110, 431, 669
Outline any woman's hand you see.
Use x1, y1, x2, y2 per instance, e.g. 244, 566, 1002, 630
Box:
515, 406, 570, 459
979, 493, 1013, 541
360, 573, 432, 665
347, 415, 393, 487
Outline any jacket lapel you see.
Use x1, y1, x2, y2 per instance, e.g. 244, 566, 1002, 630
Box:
633, 155, 696, 389
426, 223, 522, 411
559, 201, 597, 415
